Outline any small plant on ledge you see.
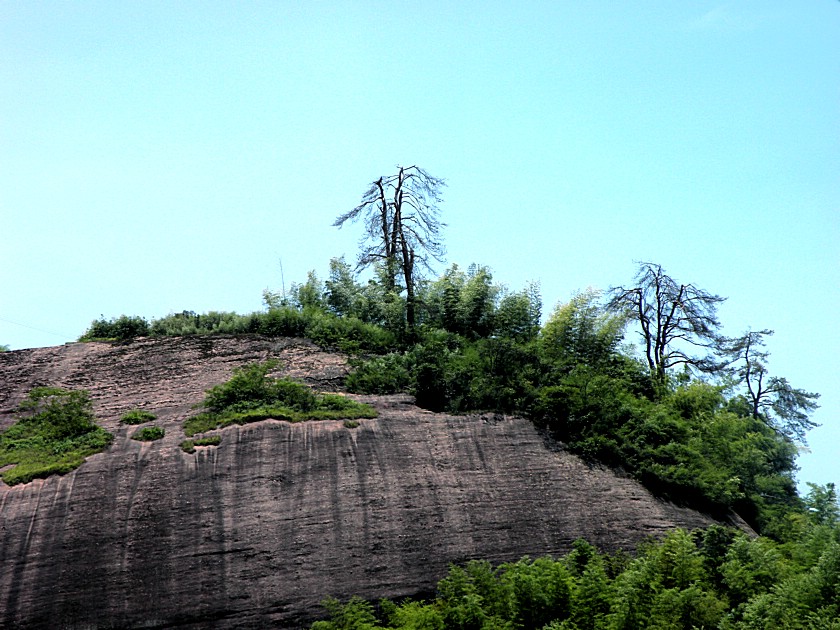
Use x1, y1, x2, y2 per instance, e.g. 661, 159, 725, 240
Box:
183, 360, 376, 436
120, 409, 157, 425
180, 436, 222, 453
132, 426, 165, 441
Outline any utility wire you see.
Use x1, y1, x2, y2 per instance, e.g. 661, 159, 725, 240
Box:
0, 315, 73, 340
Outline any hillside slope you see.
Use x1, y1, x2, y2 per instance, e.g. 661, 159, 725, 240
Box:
0, 336, 740, 629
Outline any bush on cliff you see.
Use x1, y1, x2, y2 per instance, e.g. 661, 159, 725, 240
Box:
120, 409, 157, 425
82, 308, 395, 354
79, 315, 150, 342
0, 387, 113, 485
184, 360, 376, 436
131, 426, 165, 441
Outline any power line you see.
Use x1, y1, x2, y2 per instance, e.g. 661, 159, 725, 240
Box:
0, 315, 72, 340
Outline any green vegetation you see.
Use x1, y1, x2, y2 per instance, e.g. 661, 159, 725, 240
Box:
339, 268, 816, 538
80, 307, 395, 354
120, 409, 157, 425
0, 344, 9, 352
183, 360, 376, 436
78, 257, 820, 539
75, 170, 822, 543
67, 170, 830, 626
0, 387, 113, 485
79, 314, 150, 342
312, 491, 840, 629
343, 420, 360, 429
131, 426, 164, 441
180, 435, 221, 453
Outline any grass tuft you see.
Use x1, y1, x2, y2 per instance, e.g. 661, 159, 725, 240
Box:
131, 426, 165, 441
120, 409, 157, 425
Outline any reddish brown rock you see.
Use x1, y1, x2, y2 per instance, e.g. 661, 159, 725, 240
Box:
0, 336, 739, 629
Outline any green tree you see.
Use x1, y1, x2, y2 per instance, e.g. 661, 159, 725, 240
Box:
334, 165, 446, 333
265, 270, 326, 311
720, 534, 790, 607
79, 314, 150, 342
419, 264, 498, 338
541, 288, 625, 369
494, 281, 541, 342
382, 600, 445, 630
804, 483, 839, 527
725, 329, 820, 443
324, 257, 363, 318
436, 564, 489, 630
311, 596, 383, 630
16, 387, 101, 439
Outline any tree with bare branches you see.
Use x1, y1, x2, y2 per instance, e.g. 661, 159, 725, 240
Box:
607, 262, 726, 389
725, 329, 820, 443
334, 165, 446, 332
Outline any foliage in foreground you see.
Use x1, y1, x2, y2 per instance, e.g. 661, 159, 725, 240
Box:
0, 387, 113, 485
183, 360, 376, 436
312, 507, 840, 630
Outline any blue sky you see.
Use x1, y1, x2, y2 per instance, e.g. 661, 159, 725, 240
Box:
1, 1, 838, 490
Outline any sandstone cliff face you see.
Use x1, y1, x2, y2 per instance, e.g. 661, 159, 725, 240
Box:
1, 336, 728, 629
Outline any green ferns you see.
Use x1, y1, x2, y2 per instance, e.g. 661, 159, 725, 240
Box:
0, 387, 113, 485
184, 360, 375, 437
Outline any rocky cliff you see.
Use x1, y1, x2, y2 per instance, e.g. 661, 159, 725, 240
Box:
0, 336, 736, 629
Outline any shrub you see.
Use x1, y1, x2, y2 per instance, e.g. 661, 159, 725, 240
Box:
0, 387, 113, 485
79, 315, 150, 342
202, 360, 286, 412
149, 311, 251, 336
343, 420, 360, 429
184, 360, 376, 436
132, 426, 164, 441
248, 307, 308, 338
120, 409, 157, 425
345, 353, 413, 394
250, 307, 396, 353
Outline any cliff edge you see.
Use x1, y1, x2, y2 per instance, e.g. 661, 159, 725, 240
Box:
0, 336, 735, 629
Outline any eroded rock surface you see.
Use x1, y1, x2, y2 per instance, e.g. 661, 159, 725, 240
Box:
1, 336, 731, 629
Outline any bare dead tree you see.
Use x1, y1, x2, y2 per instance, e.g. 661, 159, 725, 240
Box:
334, 165, 446, 331
608, 262, 727, 389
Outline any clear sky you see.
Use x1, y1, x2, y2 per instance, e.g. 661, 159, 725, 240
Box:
1, 1, 838, 490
